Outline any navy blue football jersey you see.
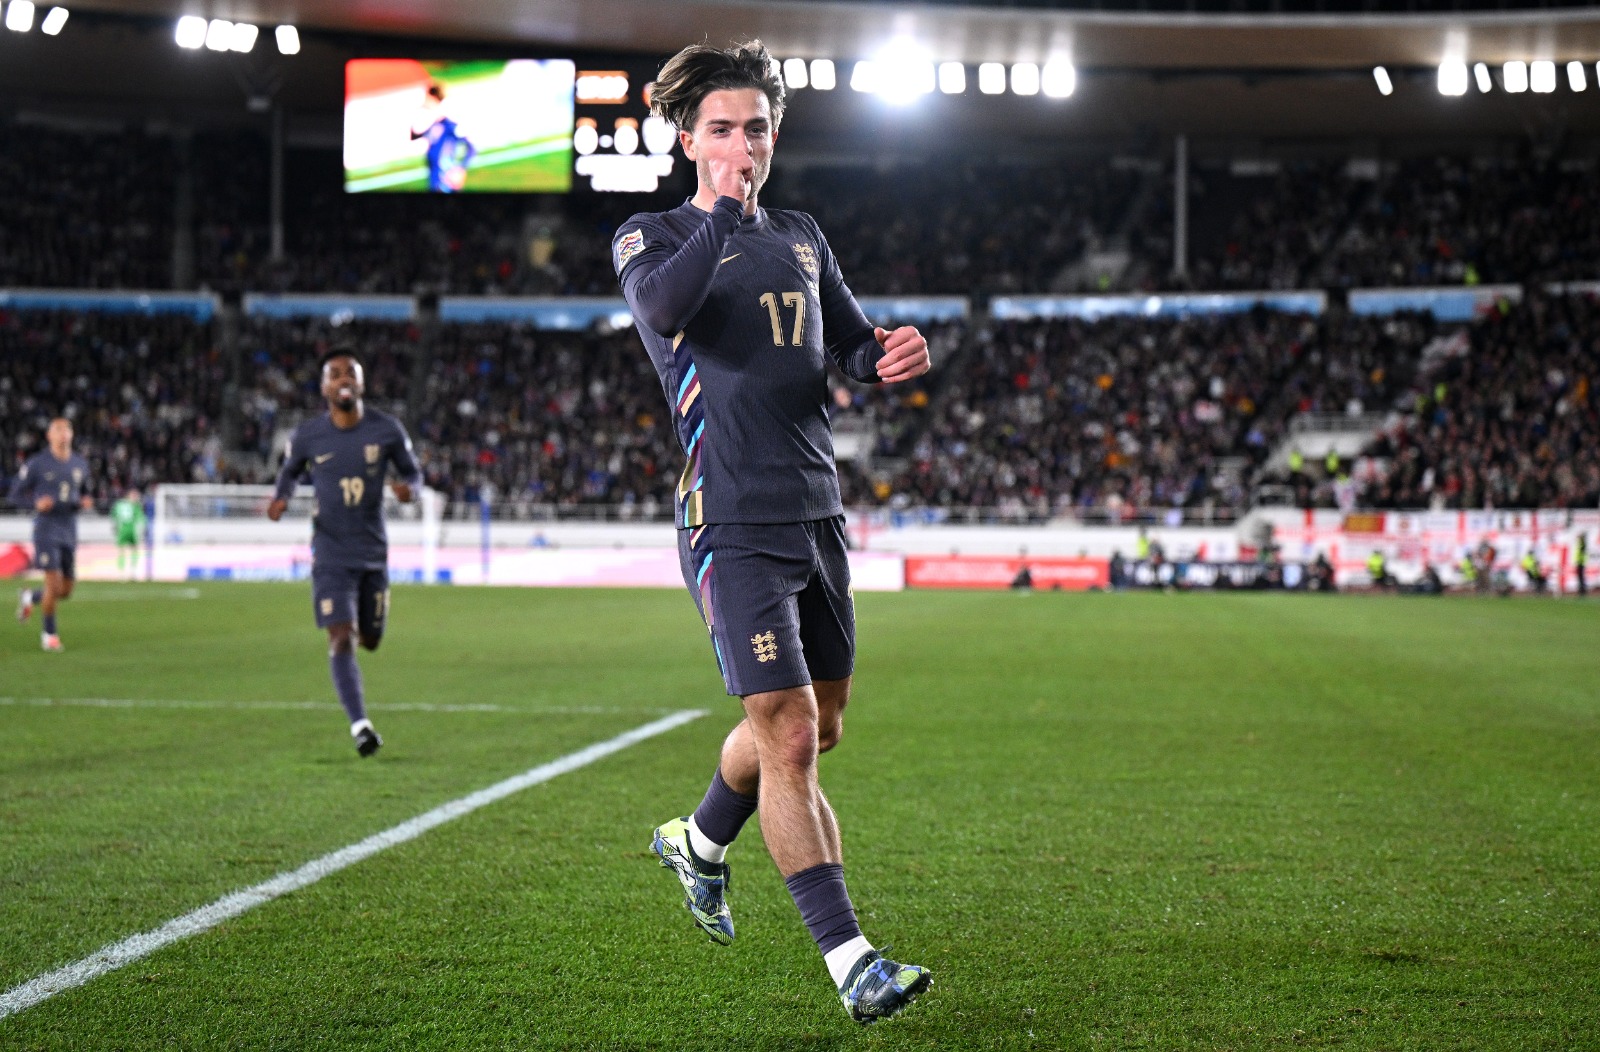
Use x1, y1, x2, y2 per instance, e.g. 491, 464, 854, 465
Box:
273, 410, 422, 570
10, 450, 91, 547
615, 196, 884, 526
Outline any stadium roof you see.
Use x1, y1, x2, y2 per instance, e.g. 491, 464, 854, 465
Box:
56, 0, 1600, 68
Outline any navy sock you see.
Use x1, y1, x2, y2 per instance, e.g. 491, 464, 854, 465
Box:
784, 862, 864, 956
691, 767, 759, 847
31, 589, 43, 605
43, 612, 58, 635
329, 650, 367, 724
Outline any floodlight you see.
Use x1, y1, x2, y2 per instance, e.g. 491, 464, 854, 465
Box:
275, 24, 299, 55
1041, 61, 1075, 98
5, 1, 35, 31
1503, 61, 1528, 93
874, 50, 935, 103
175, 14, 206, 48
1011, 62, 1040, 96
938, 61, 965, 94
1436, 60, 1468, 96
1569, 60, 1587, 92
1473, 63, 1492, 93
1373, 66, 1393, 96
850, 60, 878, 94
783, 57, 808, 89
40, 5, 66, 34
229, 21, 257, 53
809, 59, 835, 90
1530, 60, 1556, 93
977, 63, 1005, 95
205, 18, 231, 51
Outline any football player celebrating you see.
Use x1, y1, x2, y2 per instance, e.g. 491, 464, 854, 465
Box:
267, 349, 421, 757
614, 40, 933, 1025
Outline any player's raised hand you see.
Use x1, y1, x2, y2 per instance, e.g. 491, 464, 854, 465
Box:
708, 156, 752, 204
874, 326, 931, 384
266, 498, 287, 522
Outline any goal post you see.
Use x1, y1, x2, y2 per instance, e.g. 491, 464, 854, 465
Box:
151, 483, 444, 583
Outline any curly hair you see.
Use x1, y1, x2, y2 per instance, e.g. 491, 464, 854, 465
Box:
649, 39, 786, 134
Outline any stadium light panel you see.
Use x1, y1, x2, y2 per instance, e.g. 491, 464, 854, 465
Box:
204, 18, 232, 51
5, 1, 35, 32
1372, 66, 1393, 95
1436, 60, 1468, 96
40, 5, 66, 34
1473, 63, 1492, 93
849, 60, 878, 94
873, 50, 935, 104
174, 14, 206, 48
1569, 61, 1587, 92
274, 24, 299, 55
1011, 62, 1040, 96
228, 21, 257, 53
1503, 60, 1528, 93
1530, 60, 1556, 93
783, 57, 808, 89
809, 59, 835, 90
938, 61, 965, 94
977, 63, 1006, 95
1041, 61, 1076, 98
642, 114, 675, 154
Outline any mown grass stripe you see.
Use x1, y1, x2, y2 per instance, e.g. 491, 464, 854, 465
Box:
0, 708, 706, 1022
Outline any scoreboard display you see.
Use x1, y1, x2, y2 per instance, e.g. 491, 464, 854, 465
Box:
344, 55, 678, 195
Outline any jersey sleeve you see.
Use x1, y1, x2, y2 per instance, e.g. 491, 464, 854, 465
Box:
272, 428, 309, 502
388, 419, 423, 486
616, 199, 744, 337
814, 223, 884, 384
7, 459, 35, 508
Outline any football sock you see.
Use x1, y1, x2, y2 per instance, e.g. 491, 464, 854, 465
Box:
825, 935, 876, 988
689, 767, 757, 864
350, 718, 374, 738
784, 861, 867, 973
43, 613, 57, 635
30, 589, 43, 605
329, 650, 367, 724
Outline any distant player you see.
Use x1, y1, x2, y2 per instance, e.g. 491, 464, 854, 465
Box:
411, 82, 476, 192
112, 487, 146, 580
614, 41, 933, 1024
11, 418, 93, 651
267, 349, 421, 757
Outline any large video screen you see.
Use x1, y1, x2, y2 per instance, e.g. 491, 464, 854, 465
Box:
344, 58, 575, 193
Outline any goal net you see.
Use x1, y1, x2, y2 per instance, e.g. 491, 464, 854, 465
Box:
151, 483, 445, 583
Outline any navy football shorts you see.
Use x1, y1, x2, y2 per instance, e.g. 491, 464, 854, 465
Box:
676, 516, 855, 698
33, 539, 76, 580
312, 565, 390, 640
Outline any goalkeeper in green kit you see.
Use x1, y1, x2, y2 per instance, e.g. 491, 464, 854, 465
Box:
112, 488, 145, 580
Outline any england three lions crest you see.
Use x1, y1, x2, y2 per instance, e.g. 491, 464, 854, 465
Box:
365, 444, 382, 464
791, 243, 819, 278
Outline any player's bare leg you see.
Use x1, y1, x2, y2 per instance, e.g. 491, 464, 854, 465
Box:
328, 622, 381, 756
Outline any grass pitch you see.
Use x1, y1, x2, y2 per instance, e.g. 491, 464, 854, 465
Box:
1, 583, 1597, 1049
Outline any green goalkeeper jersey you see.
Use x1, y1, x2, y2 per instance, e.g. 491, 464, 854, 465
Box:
112, 497, 145, 542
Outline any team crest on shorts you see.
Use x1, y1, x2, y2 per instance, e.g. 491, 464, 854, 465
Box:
791, 243, 819, 277
751, 630, 779, 663
365, 444, 381, 464
320, 598, 333, 616
616, 229, 646, 269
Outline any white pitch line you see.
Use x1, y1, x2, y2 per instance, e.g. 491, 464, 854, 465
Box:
0, 707, 707, 1022
0, 697, 674, 717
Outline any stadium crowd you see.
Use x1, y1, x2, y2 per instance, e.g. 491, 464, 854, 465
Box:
1362, 295, 1600, 509
7, 120, 1599, 298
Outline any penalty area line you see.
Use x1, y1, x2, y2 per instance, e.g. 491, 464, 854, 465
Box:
0, 707, 708, 1023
